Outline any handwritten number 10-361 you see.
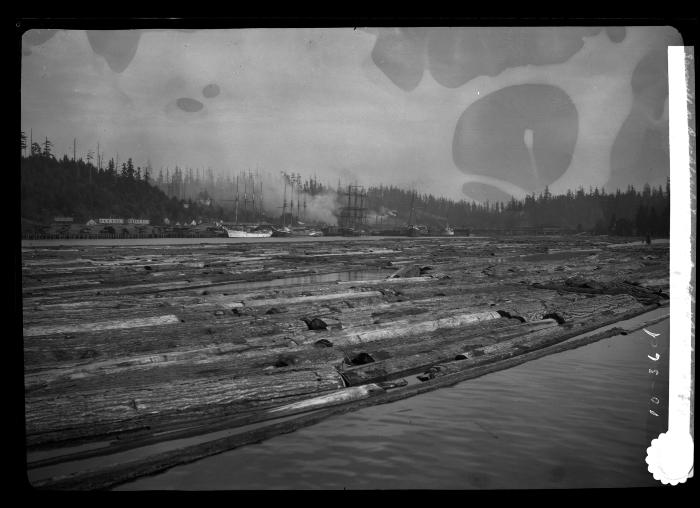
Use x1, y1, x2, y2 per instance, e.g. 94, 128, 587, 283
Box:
644, 328, 661, 418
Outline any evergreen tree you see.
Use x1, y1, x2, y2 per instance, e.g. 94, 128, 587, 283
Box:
42, 137, 54, 158
107, 158, 116, 177
635, 204, 649, 236
649, 207, 659, 236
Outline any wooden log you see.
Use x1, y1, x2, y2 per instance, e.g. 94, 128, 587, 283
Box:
23, 315, 182, 337
25, 366, 346, 446
418, 302, 656, 380
338, 276, 434, 285
266, 384, 385, 415
308, 310, 503, 347
387, 264, 422, 278
243, 290, 384, 308
532, 277, 666, 305
26, 382, 388, 470
30, 309, 668, 491
539, 293, 645, 323
339, 319, 559, 385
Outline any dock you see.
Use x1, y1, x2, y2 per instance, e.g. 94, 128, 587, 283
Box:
22, 235, 670, 489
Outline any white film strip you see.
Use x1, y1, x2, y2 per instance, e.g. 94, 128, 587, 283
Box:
645, 45, 695, 485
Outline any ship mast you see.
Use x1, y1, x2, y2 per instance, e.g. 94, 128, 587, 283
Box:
259, 177, 263, 221
297, 173, 301, 221
243, 170, 248, 219
289, 175, 294, 225
235, 173, 239, 224
250, 170, 256, 221
281, 172, 288, 227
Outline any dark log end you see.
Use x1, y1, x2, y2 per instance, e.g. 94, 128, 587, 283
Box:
543, 312, 566, 325
349, 352, 375, 365
496, 310, 526, 322
302, 317, 327, 330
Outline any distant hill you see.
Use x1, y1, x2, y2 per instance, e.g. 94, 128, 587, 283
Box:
20, 154, 223, 226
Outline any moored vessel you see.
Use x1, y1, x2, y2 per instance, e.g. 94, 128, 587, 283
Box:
223, 226, 272, 238
272, 226, 323, 237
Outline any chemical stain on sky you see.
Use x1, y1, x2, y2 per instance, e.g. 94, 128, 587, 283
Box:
20, 26, 681, 203
176, 97, 205, 113
202, 83, 221, 99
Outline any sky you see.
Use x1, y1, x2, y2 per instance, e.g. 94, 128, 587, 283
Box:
20, 26, 682, 202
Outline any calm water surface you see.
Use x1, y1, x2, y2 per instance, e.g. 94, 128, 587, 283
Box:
117, 319, 669, 490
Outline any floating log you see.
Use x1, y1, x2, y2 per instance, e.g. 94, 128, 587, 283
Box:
266, 384, 385, 415
532, 277, 666, 305
418, 302, 656, 381
31, 308, 668, 491
26, 366, 346, 447
23, 314, 181, 337
340, 319, 559, 385
243, 290, 384, 308
316, 310, 503, 347
22, 235, 670, 486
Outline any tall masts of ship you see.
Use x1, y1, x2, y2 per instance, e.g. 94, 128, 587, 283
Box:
289, 175, 294, 225
281, 171, 288, 227
296, 174, 301, 221
338, 184, 367, 230
243, 170, 249, 217
259, 177, 263, 220
249, 170, 256, 219
234, 173, 239, 224
278, 171, 310, 226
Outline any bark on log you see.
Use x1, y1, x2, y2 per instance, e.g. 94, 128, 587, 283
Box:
25, 366, 346, 446
339, 319, 559, 385
418, 302, 654, 381
23, 315, 182, 337
315, 310, 503, 347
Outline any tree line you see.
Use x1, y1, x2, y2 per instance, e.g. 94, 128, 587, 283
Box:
20, 132, 670, 237
20, 135, 220, 225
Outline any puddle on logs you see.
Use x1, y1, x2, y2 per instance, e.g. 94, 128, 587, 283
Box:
518, 249, 601, 262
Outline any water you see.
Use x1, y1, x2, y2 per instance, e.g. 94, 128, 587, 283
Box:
117, 319, 670, 490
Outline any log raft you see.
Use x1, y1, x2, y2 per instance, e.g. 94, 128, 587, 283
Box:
22, 236, 669, 489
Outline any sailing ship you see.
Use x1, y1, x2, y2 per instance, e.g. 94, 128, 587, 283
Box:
273, 173, 323, 237
406, 224, 428, 237
271, 225, 323, 237
405, 191, 428, 237
222, 169, 272, 237
432, 219, 455, 236
439, 224, 455, 236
